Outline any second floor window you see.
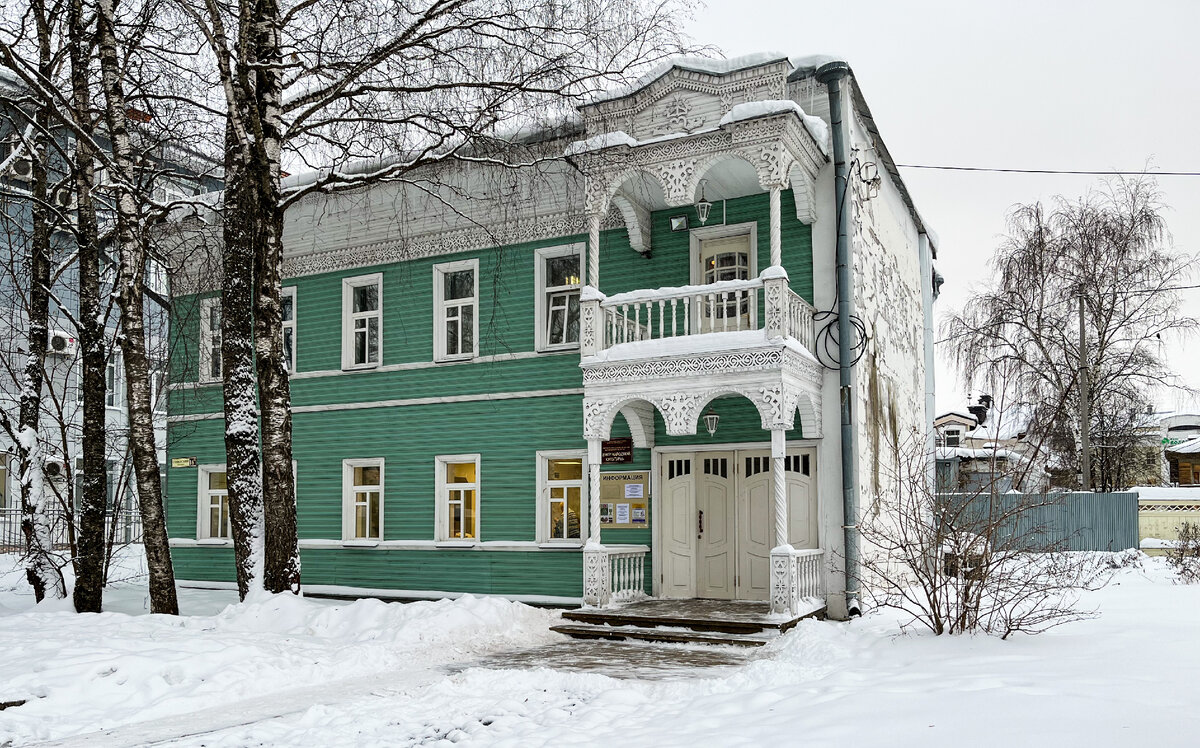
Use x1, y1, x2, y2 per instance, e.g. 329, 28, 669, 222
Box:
434, 259, 478, 361
105, 356, 122, 408
282, 286, 297, 373
342, 274, 382, 370
199, 297, 221, 383
535, 245, 582, 351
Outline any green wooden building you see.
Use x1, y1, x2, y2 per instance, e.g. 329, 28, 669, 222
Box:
166, 53, 940, 619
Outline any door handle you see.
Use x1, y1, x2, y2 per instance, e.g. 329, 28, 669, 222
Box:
697, 509, 704, 537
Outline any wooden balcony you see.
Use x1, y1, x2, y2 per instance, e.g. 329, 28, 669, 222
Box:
581, 270, 815, 358
579, 269, 824, 443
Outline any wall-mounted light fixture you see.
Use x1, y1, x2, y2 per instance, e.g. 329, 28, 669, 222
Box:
695, 180, 712, 225
703, 408, 720, 437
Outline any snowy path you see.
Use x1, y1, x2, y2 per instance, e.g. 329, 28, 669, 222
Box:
33, 668, 444, 748
5, 551, 1200, 747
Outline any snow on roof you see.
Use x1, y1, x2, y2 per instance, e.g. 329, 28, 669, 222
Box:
1131, 485, 1200, 499
1166, 437, 1200, 455
564, 130, 638, 156
718, 100, 829, 154
787, 54, 846, 74
937, 446, 1020, 461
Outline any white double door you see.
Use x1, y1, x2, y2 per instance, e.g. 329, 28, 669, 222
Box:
660, 448, 817, 601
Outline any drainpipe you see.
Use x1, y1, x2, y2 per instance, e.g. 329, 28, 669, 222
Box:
817, 60, 861, 617
919, 233, 936, 491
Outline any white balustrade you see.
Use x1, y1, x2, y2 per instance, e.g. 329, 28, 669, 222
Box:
771, 547, 826, 616
582, 276, 816, 355
582, 544, 649, 607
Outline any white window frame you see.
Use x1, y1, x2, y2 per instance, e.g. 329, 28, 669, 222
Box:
105, 354, 122, 409
536, 450, 587, 545
198, 296, 221, 383
341, 273, 383, 371
433, 259, 479, 362
944, 428, 962, 447
282, 285, 297, 374
150, 363, 167, 415
196, 464, 230, 540
342, 458, 385, 541
435, 454, 481, 543
0, 453, 8, 510
534, 243, 584, 352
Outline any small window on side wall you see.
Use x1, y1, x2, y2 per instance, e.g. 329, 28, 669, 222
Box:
434, 259, 478, 362
342, 458, 384, 540
342, 274, 382, 370
282, 286, 297, 373
197, 466, 230, 539
198, 297, 221, 383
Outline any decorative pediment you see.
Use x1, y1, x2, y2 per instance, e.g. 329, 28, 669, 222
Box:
582, 56, 792, 139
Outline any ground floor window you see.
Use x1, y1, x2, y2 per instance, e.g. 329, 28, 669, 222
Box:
436, 455, 479, 541
537, 451, 585, 543
343, 459, 384, 540
198, 466, 230, 539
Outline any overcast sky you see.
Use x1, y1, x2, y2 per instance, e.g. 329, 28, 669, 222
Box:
688, 0, 1200, 413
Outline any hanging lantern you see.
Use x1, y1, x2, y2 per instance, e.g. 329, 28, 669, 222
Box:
696, 179, 712, 225
703, 408, 719, 437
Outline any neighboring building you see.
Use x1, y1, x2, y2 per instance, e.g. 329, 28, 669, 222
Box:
165, 53, 939, 619
1157, 412, 1200, 485
0, 68, 219, 545
933, 398, 1044, 493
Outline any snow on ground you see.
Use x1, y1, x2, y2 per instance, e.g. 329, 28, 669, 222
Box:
3, 551, 1200, 747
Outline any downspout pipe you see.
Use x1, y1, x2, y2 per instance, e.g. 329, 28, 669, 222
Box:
817, 60, 861, 618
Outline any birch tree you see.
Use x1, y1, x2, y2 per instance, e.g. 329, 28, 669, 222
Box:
177, 0, 694, 596
946, 179, 1195, 490
0, 0, 67, 601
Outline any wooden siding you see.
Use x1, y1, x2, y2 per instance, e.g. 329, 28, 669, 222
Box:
166, 189, 813, 597
171, 546, 584, 597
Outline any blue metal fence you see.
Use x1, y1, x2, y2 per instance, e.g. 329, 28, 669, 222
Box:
938, 492, 1139, 553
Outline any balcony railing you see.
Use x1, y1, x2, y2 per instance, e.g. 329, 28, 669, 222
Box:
581, 272, 814, 356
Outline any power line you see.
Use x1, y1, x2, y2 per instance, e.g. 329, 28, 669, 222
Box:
896, 164, 1200, 177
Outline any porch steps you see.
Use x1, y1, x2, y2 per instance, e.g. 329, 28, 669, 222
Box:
549, 622, 774, 647
551, 599, 826, 647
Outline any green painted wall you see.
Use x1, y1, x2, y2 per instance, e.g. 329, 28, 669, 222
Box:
167, 190, 813, 598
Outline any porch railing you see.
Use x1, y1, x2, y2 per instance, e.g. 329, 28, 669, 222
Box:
581, 272, 815, 356
583, 543, 649, 607
770, 547, 826, 617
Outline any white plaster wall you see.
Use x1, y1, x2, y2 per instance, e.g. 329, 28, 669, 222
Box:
844, 80, 930, 608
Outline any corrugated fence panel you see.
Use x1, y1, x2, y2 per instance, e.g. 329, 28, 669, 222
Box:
941, 492, 1139, 552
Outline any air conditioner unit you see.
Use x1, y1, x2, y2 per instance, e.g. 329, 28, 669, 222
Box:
43, 457, 66, 482
47, 330, 78, 357
7, 156, 32, 180
52, 187, 76, 210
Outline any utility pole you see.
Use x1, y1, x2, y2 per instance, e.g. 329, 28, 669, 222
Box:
1078, 294, 1091, 491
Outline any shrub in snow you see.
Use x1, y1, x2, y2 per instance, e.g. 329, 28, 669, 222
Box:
1165, 522, 1200, 584
854, 433, 1107, 639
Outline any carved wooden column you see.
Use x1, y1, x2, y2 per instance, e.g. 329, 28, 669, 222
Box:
771, 427, 788, 548
587, 212, 602, 289
769, 185, 782, 267
770, 427, 795, 615
583, 437, 609, 606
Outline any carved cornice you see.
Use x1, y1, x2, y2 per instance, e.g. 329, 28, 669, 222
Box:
281, 209, 623, 279
583, 348, 784, 384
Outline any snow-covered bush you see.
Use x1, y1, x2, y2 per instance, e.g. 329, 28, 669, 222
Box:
1165, 522, 1200, 583
855, 433, 1107, 639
